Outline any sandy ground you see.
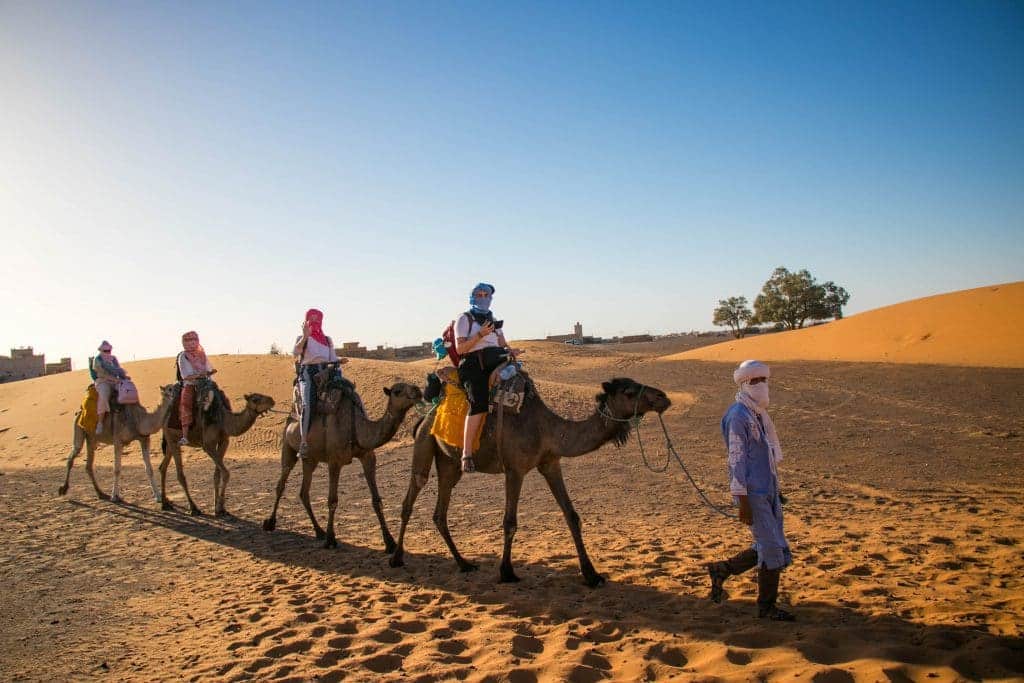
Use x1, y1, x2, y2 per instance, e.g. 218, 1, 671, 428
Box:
2, 293, 1024, 681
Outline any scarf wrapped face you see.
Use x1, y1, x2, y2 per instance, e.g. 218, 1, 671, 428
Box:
98, 341, 113, 363
469, 283, 495, 314
305, 309, 329, 346
181, 331, 208, 371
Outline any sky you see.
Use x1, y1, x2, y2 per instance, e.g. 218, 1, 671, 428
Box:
2, 1, 1022, 368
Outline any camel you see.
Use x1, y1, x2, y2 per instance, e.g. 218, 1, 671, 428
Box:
261, 381, 423, 551
159, 387, 276, 516
389, 376, 671, 587
58, 384, 178, 504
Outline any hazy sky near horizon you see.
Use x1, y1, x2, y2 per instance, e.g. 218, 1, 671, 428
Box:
2, 1, 1022, 368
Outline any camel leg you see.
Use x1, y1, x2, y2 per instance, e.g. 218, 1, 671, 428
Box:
433, 452, 477, 573
212, 446, 230, 516
390, 436, 438, 568
298, 458, 325, 540
84, 435, 108, 501
158, 436, 174, 510
499, 469, 525, 583
110, 441, 124, 503
357, 451, 396, 553
167, 438, 201, 515
58, 425, 86, 496
262, 439, 299, 532
539, 460, 605, 587
323, 460, 342, 549
138, 436, 161, 504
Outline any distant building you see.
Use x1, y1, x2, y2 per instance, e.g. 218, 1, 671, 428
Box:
616, 334, 654, 344
0, 347, 70, 383
546, 322, 600, 344
337, 341, 433, 361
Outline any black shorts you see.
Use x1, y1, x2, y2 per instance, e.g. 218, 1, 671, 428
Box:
458, 347, 508, 415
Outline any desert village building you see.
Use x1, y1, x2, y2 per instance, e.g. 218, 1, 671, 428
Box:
0, 347, 72, 383
337, 341, 434, 361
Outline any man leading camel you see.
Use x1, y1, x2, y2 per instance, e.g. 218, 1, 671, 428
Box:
706, 360, 795, 621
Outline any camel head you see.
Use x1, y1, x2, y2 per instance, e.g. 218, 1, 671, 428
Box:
243, 393, 277, 414
596, 378, 672, 446
382, 382, 424, 413
159, 384, 178, 401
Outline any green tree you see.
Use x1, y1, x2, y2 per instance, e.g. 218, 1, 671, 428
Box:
753, 267, 850, 330
713, 296, 753, 338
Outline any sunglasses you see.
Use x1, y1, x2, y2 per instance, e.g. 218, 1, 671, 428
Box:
748, 377, 768, 385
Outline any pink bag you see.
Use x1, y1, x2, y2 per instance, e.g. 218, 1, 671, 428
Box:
117, 379, 140, 404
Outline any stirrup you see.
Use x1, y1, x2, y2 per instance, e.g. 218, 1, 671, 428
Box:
460, 455, 476, 473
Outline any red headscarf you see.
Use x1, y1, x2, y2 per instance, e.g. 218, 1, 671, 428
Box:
181, 331, 208, 371
305, 309, 329, 346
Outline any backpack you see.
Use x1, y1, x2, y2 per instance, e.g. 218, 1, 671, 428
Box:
441, 311, 495, 367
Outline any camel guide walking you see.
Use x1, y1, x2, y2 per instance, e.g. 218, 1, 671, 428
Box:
706, 360, 795, 621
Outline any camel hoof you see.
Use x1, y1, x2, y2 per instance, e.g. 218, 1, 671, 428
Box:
459, 562, 479, 574
189, 506, 203, 517
584, 573, 607, 588
161, 500, 175, 511
383, 538, 397, 554
215, 509, 229, 518
58, 485, 68, 496
110, 495, 122, 504
262, 518, 276, 532
389, 554, 405, 568
323, 536, 338, 549
314, 529, 326, 541
499, 568, 521, 583
98, 492, 111, 501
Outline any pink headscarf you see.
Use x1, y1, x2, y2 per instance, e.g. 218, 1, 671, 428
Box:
305, 309, 329, 346
181, 331, 208, 371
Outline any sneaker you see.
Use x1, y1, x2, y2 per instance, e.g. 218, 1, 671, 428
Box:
757, 606, 796, 621
461, 455, 476, 473
178, 436, 188, 446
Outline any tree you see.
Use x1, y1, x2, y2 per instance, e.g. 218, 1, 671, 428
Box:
753, 267, 850, 330
713, 296, 753, 338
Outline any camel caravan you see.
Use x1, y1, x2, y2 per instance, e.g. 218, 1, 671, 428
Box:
57, 286, 674, 587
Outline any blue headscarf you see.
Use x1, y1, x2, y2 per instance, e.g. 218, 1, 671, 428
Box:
469, 282, 495, 315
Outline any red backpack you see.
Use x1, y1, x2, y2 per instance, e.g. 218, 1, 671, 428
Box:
441, 315, 465, 367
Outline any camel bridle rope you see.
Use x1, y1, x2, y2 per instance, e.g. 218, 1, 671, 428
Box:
599, 386, 737, 520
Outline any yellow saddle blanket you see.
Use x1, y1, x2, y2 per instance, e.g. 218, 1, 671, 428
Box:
429, 384, 483, 450
76, 385, 99, 433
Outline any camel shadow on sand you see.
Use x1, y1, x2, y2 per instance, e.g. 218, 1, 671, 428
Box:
70, 497, 1024, 681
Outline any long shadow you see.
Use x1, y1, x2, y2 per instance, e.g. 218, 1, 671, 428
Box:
65, 495, 1024, 680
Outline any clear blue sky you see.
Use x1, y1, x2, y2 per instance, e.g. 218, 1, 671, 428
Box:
2, 1, 1022, 367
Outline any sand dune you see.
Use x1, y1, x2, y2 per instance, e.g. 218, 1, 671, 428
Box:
1, 335, 1023, 681
668, 281, 1024, 367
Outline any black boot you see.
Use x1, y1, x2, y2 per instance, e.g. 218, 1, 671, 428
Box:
757, 567, 795, 621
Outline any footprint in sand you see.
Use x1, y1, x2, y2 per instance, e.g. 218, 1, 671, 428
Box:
262, 638, 313, 658
583, 623, 624, 644
449, 618, 473, 632
361, 651, 405, 674
644, 643, 687, 668
315, 637, 351, 668
437, 639, 469, 656
581, 650, 612, 671
725, 648, 752, 665
333, 621, 358, 635
370, 628, 403, 644
811, 669, 855, 683
511, 634, 544, 658
566, 664, 610, 683
391, 619, 427, 634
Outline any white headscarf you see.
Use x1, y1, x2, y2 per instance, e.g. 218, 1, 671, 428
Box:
734, 360, 783, 471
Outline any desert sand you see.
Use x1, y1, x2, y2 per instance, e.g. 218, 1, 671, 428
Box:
671, 282, 1024, 368
1, 285, 1023, 682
